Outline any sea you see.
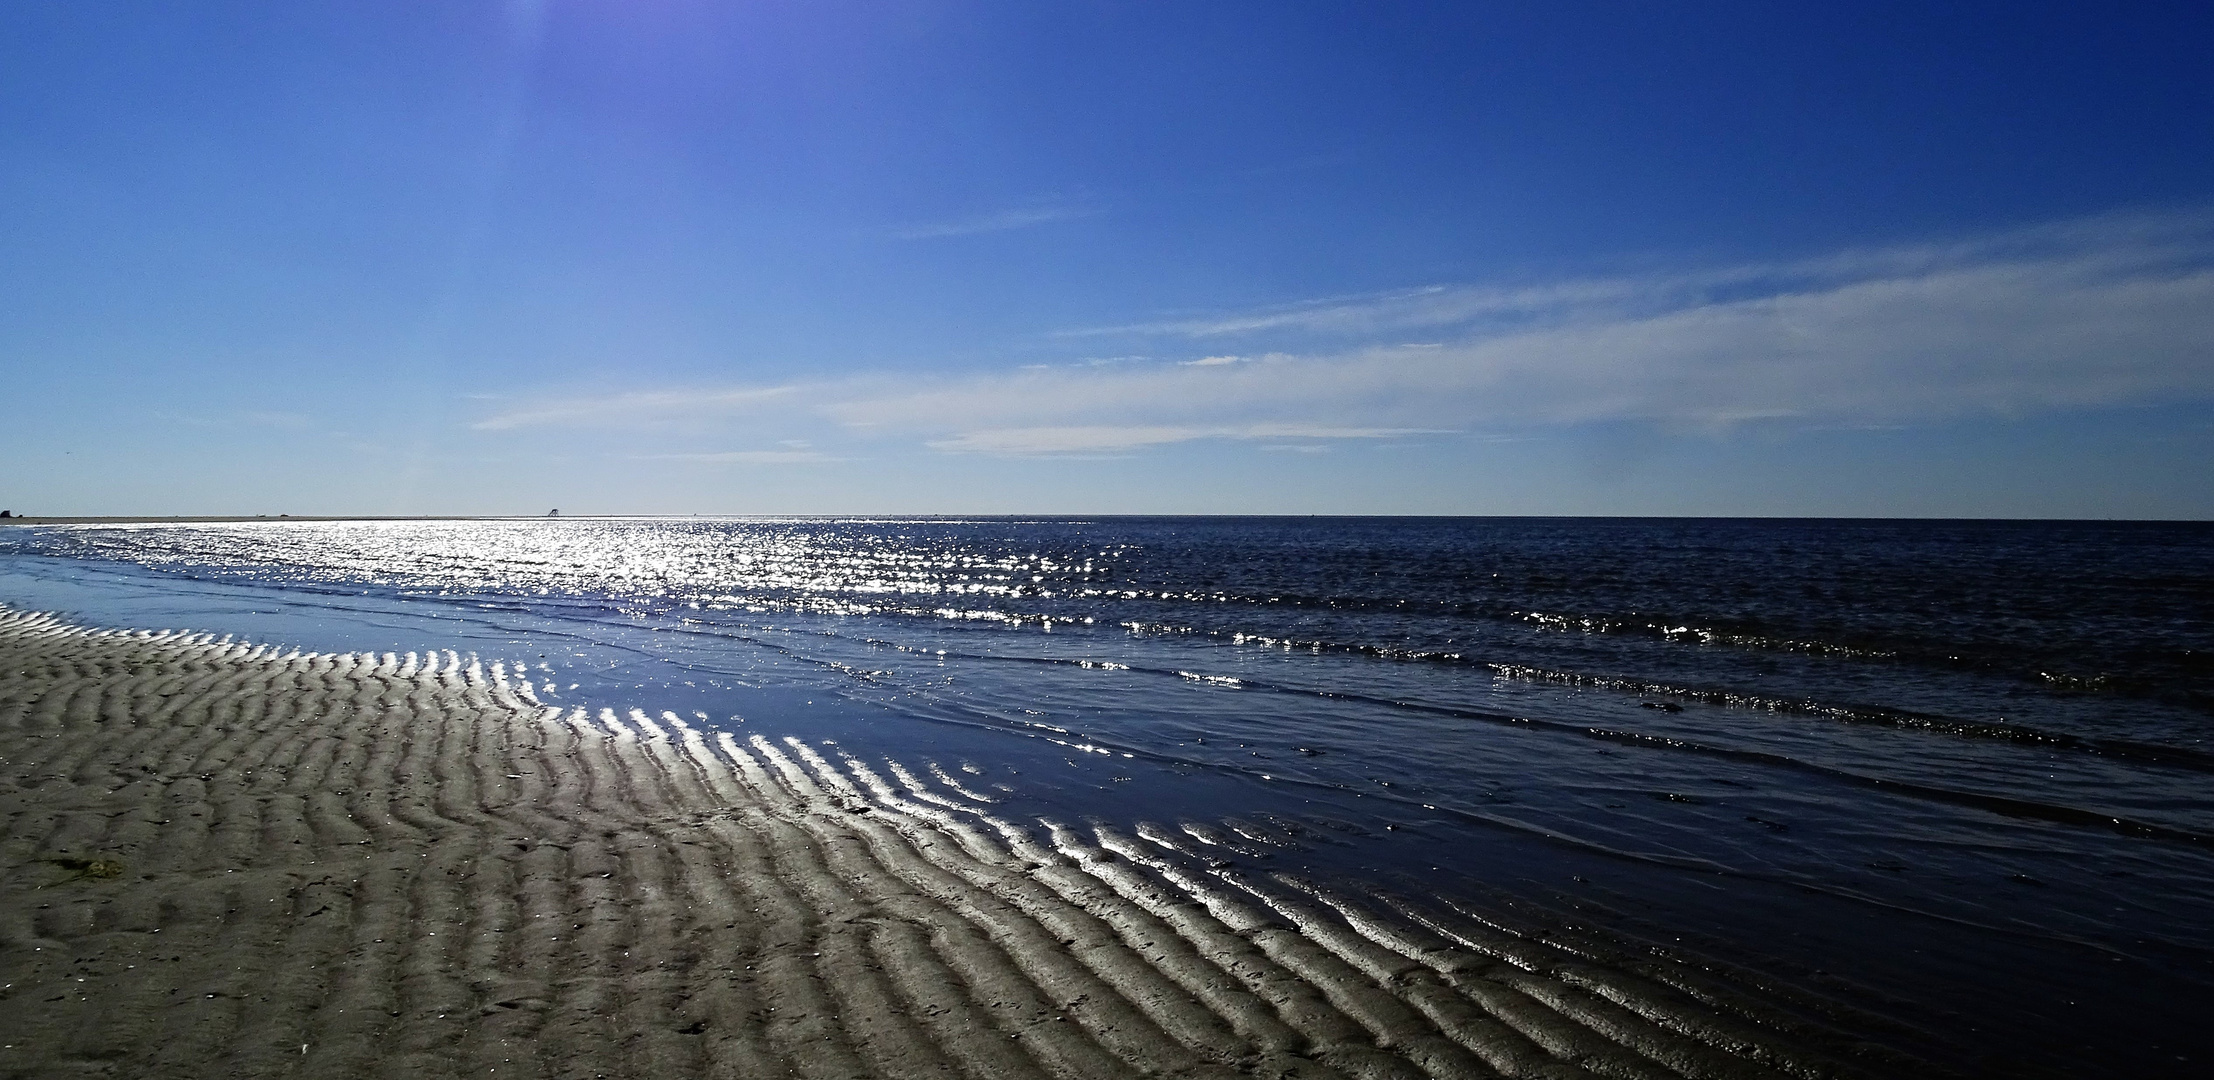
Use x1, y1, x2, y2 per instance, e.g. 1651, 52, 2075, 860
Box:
2, 516, 2209, 1077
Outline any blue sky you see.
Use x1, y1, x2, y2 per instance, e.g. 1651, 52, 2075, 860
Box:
3, 1, 2211, 516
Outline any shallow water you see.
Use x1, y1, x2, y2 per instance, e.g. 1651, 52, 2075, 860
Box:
3, 516, 2209, 1076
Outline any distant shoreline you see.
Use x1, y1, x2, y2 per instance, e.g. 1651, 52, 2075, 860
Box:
1, 514, 2208, 525
0, 515, 490, 525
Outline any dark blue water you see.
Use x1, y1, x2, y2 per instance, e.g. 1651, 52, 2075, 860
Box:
3, 516, 2210, 1077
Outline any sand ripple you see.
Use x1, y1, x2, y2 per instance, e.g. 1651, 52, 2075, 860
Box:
0, 609, 1930, 1078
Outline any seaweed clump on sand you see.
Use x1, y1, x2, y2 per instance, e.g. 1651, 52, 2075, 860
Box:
37, 855, 124, 887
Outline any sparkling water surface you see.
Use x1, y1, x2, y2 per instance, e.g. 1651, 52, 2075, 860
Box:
4, 516, 2210, 1076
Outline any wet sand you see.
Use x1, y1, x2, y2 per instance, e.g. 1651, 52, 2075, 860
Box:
0, 607, 1924, 1079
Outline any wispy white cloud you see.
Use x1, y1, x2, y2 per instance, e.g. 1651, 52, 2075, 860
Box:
835, 211, 2214, 444
889, 204, 1096, 240
925, 424, 1437, 455
1060, 282, 1617, 339
471, 210, 2214, 457
635, 450, 835, 464
472, 386, 796, 431
1064, 209, 2214, 344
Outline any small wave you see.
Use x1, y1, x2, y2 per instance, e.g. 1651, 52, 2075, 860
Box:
1484, 663, 2214, 773
858, 640, 2214, 855
1520, 609, 1901, 660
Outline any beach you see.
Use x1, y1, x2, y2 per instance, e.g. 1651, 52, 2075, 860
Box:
0, 604, 1921, 1079
11, 0, 2211, 1074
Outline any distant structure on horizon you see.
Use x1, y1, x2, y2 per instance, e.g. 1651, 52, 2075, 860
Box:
548, 509, 559, 517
